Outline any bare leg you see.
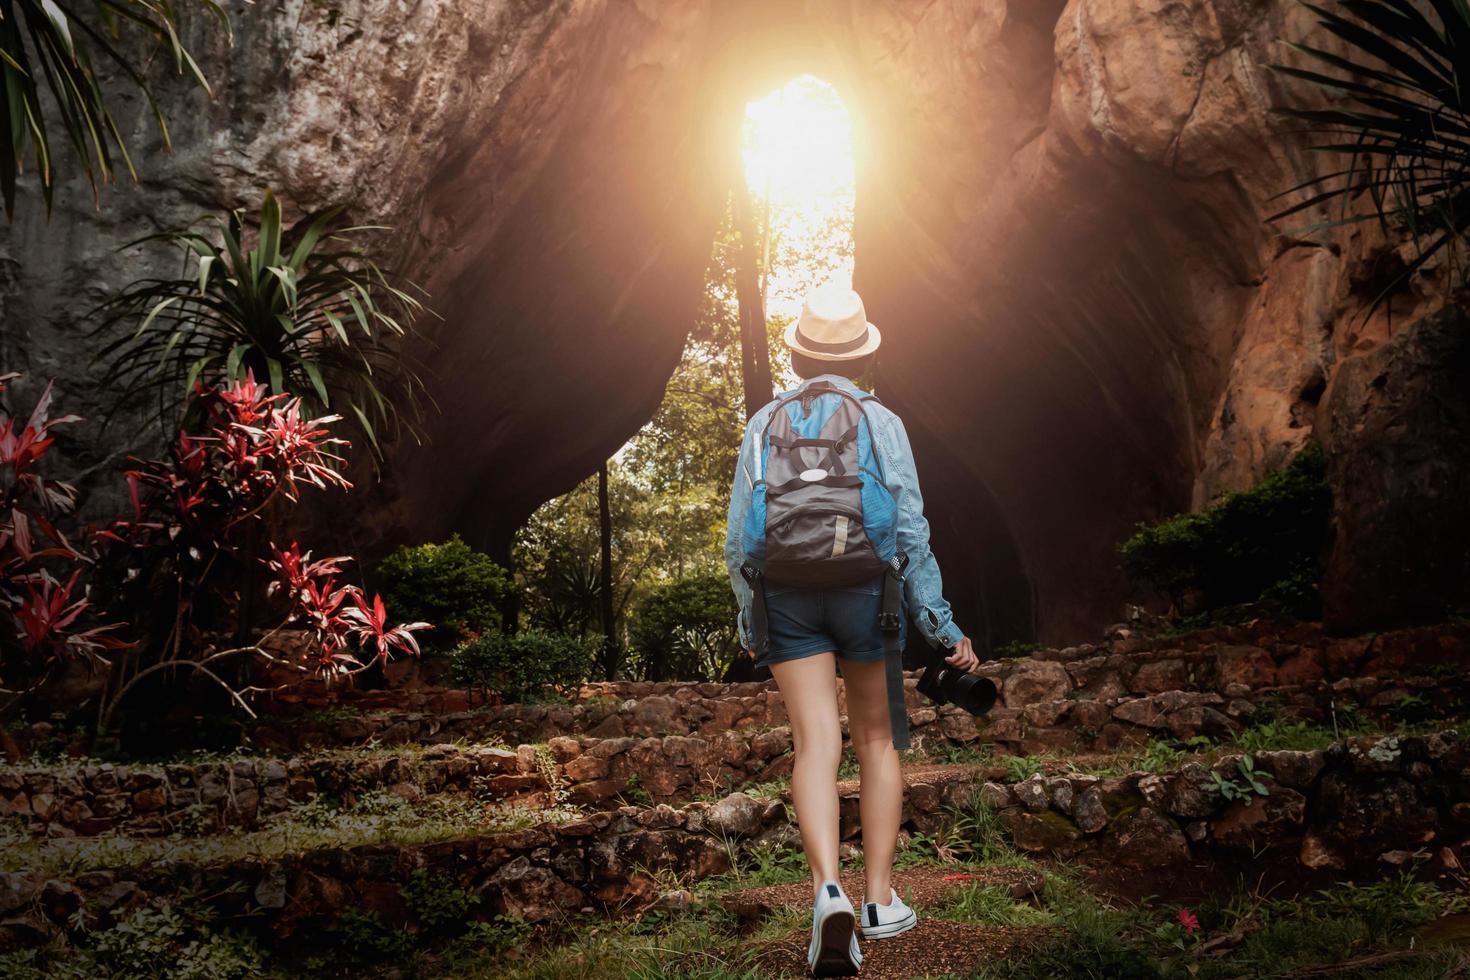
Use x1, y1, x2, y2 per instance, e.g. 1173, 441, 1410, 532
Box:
838, 656, 902, 904
769, 652, 843, 899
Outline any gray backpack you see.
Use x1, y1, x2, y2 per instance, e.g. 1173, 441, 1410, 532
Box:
744, 380, 900, 588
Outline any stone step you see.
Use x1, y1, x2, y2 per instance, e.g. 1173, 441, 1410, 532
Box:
3, 729, 1463, 960
230, 620, 1469, 755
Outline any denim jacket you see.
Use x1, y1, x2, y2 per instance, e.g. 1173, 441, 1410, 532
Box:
723, 373, 966, 652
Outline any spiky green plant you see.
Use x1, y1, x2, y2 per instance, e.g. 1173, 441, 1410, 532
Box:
93, 188, 436, 456
0, 0, 228, 218
1270, 1, 1470, 308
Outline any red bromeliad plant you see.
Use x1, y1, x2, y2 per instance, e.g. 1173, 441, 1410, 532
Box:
265, 542, 427, 678
102, 372, 352, 654
94, 372, 428, 732
2, 368, 430, 737
0, 374, 127, 705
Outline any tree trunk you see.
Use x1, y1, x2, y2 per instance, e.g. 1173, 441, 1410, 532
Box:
733, 185, 773, 420
597, 461, 618, 679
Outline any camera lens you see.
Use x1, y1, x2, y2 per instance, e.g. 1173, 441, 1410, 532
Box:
937, 668, 998, 716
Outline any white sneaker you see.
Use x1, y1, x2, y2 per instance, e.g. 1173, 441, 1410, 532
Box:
808, 879, 862, 977
860, 886, 917, 940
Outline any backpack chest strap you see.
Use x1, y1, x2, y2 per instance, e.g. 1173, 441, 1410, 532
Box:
765, 473, 863, 495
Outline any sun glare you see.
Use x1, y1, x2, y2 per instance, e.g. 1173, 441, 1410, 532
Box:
742, 75, 856, 321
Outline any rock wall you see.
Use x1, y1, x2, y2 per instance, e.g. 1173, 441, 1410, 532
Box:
2, 731, 1465, 950
0, 0, 1459, 644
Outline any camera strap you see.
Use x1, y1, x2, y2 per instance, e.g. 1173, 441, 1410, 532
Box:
880, 551, 911, 750
740, 561, 771, 656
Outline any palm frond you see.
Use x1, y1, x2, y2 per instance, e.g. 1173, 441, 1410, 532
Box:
1, 0, 228, 219
90, 188, 440, 465
1270, 0, 1470, 313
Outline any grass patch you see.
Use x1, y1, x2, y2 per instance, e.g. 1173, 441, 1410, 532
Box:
2, 787, 582, 878
976, 870, 1468, 979
936, 883, 1052, 928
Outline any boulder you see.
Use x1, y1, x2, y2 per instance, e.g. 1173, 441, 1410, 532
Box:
1164, 763, 1220, 819
1003, 661, 1073, 709
1216, 647, 1277, 691
1001, 809, 1085, 856
1131, 659, 1190, 695
1252, 750, 1325, 790
1211, 786, 1307, 852
489, 857, 586, 922
703, 793, 765, 838
1106, 807, 1191, 868
1321, 306, 1470, 632
1073, 785, 1109, 834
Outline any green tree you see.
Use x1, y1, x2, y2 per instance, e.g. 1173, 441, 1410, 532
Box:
629, 573, 740, 681
1, 0, 229, 218
375, 534, 510, 654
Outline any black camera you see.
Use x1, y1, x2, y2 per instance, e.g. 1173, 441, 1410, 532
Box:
916, 649, 998, 716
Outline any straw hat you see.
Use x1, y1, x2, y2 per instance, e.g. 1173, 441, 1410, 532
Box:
783, 282, 882, 361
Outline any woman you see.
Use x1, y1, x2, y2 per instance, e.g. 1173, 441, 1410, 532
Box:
724, 282, 980, 976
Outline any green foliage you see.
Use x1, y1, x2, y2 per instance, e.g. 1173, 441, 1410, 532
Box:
87, 902, 264, 980
0, 1, 228, 218
402, 870, 479, 934
1120, 443, 1330, 617
1233, 719, 1338, 753
1269, 1, 1470, 309
338, 908, 416, 963
628, 573, 740, 682
925, 742, 995, 766
1135, 740, 1188, 774
377, 534, 509, 653
1388, 692, 1433, 724
729, 834, 811, 887
1003, 755, 1044, 783
450, 629, 596, 702
93, 188, 432, 455
1208, 755, 1271, 805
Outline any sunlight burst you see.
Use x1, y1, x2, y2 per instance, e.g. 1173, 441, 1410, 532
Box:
742, 75, 856, 321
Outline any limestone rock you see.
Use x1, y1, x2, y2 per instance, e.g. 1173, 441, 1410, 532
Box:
1014, 774, 1050, 812
1003, 661, 1073, 709
1001, 808, 1085, 856
1211, 787, 1307, 851
1107, 807, 1191, 868
1215, 647, 1277, 691
979, 782, 1014, 810
703, 793, 764, 838
1073, 785, 1108, 834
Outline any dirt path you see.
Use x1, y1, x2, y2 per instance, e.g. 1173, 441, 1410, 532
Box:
750, 918, 1053, 979
720, 864, 1044, 928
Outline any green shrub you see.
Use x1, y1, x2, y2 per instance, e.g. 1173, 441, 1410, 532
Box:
88, 902, 264, 979
376, 534, 510, 652
628, 573, 739, 681
1119, 443, 1330, 617
402, 870, 479, 934
450, 629, 595, 702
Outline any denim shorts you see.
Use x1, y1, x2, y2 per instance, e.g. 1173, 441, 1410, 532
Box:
754, 574, 906, 668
